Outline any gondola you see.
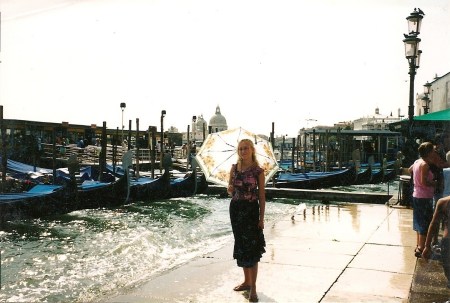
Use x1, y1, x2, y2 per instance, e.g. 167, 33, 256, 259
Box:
0, 150, 207, 226
370, 167, 397, 184
66, 174, 129, 211
5, 158, 53, 175
129, 169, 172, 201
0, 173, 130, 228
370, 168, 384, 184
0, 184, 66, 225
383, 168, 397, 182
354, 166, 372, 185
360, 160, 396, 169
169, 171, 208, 198
128, 169, 209, 201
274, 166, 357, 189
0, 153, 132, 223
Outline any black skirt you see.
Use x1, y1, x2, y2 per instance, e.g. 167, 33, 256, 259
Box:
229, 199, 266, 268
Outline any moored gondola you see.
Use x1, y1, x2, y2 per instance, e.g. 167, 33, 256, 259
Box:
169, 171, 208, 198
274, 166, 357, 190
354, 166, 372, 185
128, 169, 172, 201
0, 184, 66, 226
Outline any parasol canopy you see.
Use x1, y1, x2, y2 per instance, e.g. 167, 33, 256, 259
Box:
195, 127, 279, 187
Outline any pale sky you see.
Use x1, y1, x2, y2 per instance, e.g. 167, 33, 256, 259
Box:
1, 0, 449, 137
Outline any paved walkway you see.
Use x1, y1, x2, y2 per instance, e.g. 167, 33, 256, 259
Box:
410, 249, 450, 302
105, 202, 450, 303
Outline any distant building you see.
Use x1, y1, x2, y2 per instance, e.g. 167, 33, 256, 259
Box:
191, 114, 208, 143
418, 72, 450, 115
182, 105, 228, 144
168, 126, 179, 133
209, 105, 228, 133
353, 107, 402, 131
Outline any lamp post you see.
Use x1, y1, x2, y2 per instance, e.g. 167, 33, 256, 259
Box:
120, 102, 126, 142
421, 81, 432, 114
421, 95, 430, 114
403, 8, 424, 137
424, 81, 431, 95
192, 116, 197, 144
160, 110, 166, 172
402, 8, 424, 167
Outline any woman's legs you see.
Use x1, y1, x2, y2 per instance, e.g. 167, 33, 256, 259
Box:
249, 263, 258, 296
243, 267, 251, 285
235, 264, 259, 293
233, 268, 251, 290
413, 197, 433, 255
415, 232, 427, 257
418, 233, 427, 250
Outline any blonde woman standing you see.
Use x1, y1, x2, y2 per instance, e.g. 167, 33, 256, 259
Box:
227, 139, 266, 302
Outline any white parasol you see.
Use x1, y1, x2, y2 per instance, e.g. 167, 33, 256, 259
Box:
195, 127, 279, 187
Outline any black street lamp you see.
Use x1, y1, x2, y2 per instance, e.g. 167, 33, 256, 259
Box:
421, 95, 430, 114
406, 8, 424, 35
120, 102, 126, 142
403, 8, 424, 133
422, 81, 432, 114
402, 8, 424, 166
424, 81, 432, 95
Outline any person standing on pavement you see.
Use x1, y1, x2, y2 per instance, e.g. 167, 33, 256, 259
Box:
422, 194, 450, 288
429, 134, 450, 246
409, 142, 438, 258
430, 134, 449, 203
227, 139, 266, 302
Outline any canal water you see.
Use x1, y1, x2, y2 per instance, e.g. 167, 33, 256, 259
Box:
0, 182, 394, 302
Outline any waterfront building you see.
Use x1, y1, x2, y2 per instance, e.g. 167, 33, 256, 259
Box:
417, 72, 450, 115
181, 105, 228, 144
388, 71, 450, 142
209, 105, 228, 133
192, 115, 207, 143
353, 107, 403, 131
294, 107, 403, 170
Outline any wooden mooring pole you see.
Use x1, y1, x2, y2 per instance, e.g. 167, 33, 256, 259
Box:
1, 106, 6, 192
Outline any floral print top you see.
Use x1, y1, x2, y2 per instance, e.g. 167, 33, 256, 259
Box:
231, 164, 263, 202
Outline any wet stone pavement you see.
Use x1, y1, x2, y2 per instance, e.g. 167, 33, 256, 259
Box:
106, 202, 450, 303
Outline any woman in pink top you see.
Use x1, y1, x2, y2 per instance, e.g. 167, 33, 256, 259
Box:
409, 142, 438, 257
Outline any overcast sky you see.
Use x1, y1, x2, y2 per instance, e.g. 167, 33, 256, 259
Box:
1, 0, 449, 137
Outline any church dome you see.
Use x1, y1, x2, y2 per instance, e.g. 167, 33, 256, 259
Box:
209, 105, 228, 132
194, 115, 207, 132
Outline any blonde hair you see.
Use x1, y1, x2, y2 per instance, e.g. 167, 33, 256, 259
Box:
237, 139, 259, 166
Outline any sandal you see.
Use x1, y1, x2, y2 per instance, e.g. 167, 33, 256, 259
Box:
249, 294, 259, 302
233, 284, 251, 291
414, 247, 422, 258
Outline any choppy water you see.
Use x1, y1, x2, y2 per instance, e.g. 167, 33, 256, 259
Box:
0, 181, 395, 302
0, 194, 299, 302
